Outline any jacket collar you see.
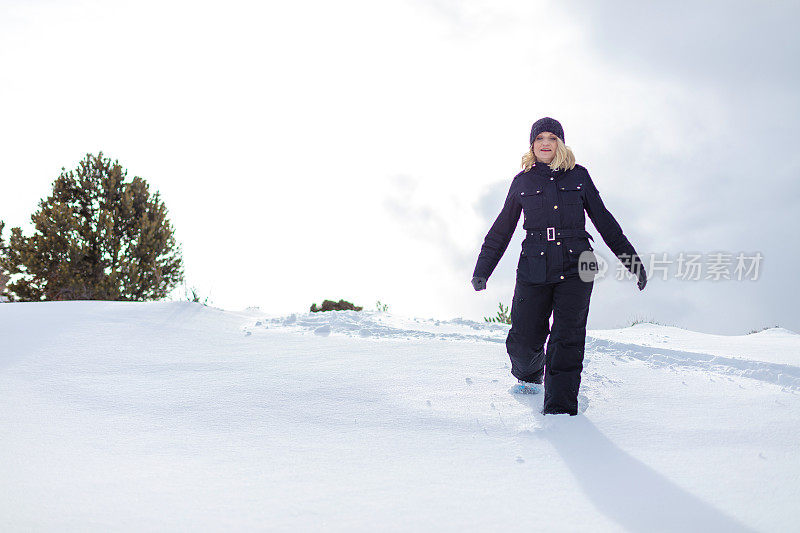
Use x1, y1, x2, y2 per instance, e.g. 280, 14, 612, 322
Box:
531, 161, 558, 176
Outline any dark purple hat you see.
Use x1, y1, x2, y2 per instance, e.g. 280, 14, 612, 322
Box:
530, 117, 564, 145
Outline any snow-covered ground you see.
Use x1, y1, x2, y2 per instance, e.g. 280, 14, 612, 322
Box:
1, 301, 798, 532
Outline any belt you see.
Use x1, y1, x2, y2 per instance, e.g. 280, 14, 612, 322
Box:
526, 227, 594, 242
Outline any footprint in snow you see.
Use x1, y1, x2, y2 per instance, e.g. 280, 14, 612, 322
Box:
465, 377, 473, 385
577, 393, 590, 414
516, 456, 525, 463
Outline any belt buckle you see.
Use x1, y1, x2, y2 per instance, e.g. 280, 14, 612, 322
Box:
546, 227, 555, 241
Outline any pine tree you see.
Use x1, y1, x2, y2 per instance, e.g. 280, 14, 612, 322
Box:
1, 152, 184, 301
0, 220, 11, 301
484, 302, 512, 324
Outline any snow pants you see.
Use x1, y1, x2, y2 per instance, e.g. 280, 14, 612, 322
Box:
506, 274, 594, 415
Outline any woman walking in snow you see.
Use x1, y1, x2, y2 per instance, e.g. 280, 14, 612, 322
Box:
471, 117, 647, 416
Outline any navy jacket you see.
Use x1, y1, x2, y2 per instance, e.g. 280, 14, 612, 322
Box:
473, 161, 644, 284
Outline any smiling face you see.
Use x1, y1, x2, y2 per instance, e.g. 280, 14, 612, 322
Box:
532, 131, 558, 163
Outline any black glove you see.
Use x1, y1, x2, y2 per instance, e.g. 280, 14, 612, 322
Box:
636, 265, 647, 291
471, 276, 487, 291
626, 254, 647, 291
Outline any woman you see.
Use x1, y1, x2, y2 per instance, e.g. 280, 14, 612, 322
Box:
471, 117, 647, 416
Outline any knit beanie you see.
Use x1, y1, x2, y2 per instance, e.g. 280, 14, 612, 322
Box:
529, 117, 565, 146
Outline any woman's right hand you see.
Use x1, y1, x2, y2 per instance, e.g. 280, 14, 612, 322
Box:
471, 277, 487, 291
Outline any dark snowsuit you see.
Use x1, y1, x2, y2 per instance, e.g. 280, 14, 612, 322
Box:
473, 161, 644, 415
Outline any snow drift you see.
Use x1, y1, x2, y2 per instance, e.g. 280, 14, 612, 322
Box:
1, 301, 798, 531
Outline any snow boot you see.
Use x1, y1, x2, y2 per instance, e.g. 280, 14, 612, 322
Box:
512, 378, 542, 395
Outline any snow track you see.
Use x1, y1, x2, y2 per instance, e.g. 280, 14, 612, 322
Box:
587, 336, 800, 391
249, 310, 800, 391
248, 309, 510, 344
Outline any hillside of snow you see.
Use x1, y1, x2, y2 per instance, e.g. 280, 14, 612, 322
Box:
1, 301, 798, 531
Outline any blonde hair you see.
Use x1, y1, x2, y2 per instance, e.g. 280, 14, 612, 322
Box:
521, 136, 576, 172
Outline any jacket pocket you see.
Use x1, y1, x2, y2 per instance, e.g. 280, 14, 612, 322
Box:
566, 238, 593, 256
558, 183, 583, 205
520, 189, 544, 209
566, 239, 598, 277
517, 240, 547, 283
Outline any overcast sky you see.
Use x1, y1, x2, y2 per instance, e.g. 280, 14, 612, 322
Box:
1, 0, 798, 334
